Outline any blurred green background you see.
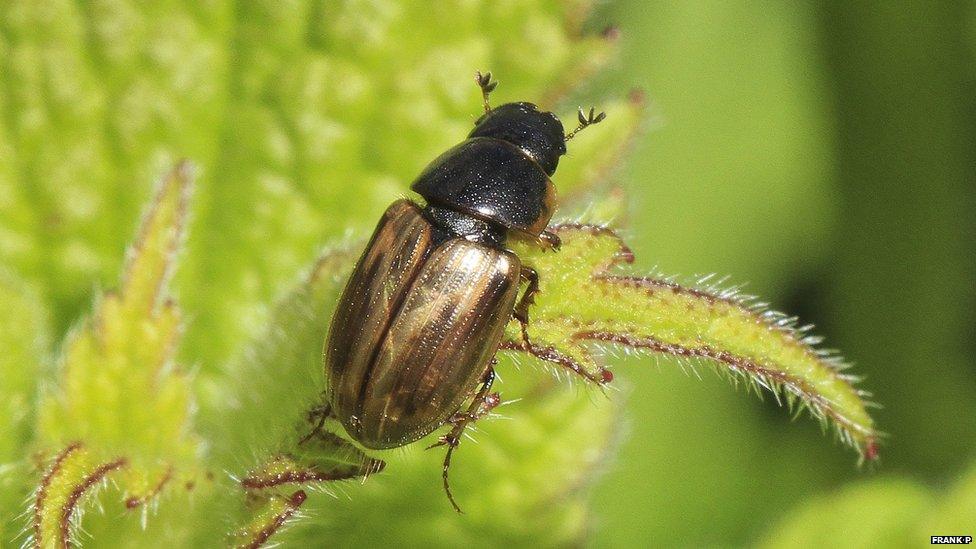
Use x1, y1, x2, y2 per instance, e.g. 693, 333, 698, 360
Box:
1, 0, 974, 546
587, 1, 976, 546
584, 1, 976, 545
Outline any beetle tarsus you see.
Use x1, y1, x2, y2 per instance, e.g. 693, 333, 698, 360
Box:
538, 230, 561, 251
428, 369, 500, 513
564, 106, 607, 141
475, 71, 498, 114
440, 441, 463, 514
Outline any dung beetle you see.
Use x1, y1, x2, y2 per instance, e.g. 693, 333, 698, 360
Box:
322, 72, 606, 512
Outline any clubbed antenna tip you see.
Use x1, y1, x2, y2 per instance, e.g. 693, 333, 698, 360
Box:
565, 106, 607, 141
475, 71, 497, 113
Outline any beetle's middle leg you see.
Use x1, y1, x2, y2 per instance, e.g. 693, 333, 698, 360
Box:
427, 367, 501, 513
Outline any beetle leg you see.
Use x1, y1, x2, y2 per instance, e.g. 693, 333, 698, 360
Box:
427, 368, 501, 513
475, 71, 497, 114
298, 403, 332, 445
506, 274, 615, 385
514, 266, 541, 327
501, 337, 614, 386
537, 230, 562, 252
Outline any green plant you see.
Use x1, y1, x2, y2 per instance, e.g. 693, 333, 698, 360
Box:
759, 461, 976, 549
0, 1, 879, 547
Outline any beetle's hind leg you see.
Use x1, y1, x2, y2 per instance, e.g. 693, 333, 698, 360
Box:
427, 367, 501, 514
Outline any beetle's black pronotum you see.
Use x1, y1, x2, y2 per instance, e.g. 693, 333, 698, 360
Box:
321, 72, 606, 512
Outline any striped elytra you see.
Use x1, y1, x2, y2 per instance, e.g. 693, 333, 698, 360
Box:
326, 200, 521, 449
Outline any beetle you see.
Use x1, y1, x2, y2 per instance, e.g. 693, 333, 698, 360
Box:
321, 72, 606, 512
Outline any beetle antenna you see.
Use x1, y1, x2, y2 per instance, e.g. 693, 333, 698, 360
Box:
475, 70, 497, 114
564, 106, 607, 141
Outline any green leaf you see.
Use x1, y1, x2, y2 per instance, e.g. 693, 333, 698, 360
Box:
32, 163, 199, 545
0, 0, 629, 372
202, 244, 359, 469
505, 224, 879, 459
758, 460, 976, 547
231, 434, 384, 548
275, 359, 619, 547
194, 243, 381, 546
757, 477, 932, 549
0, 273, 47, 461
31, 443, 128, 549
229, 490, 307, 549
212, 213, 878, 547
241, 433, 384, 491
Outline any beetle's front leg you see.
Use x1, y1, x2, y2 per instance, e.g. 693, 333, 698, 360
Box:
507, 268, 615, 386
514, 266, 541, 327
427, 367, 501, 514
538, 230, 561, 252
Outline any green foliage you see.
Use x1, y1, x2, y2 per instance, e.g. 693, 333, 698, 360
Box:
0, 1, 644, 545
507, 225, 876, 457
31, 164, 199, 548
13, 155, 877, 547
31, 444, 128, 549
0, 0, 921, 547
759, 478, 933, 549
0, 0, 620, 370
759, 461, 976, 548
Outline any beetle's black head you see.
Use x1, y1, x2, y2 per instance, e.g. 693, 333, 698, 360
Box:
470, 102, 566, 176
